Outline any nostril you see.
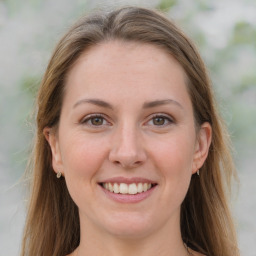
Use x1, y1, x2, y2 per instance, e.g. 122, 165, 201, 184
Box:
114, 160, 143, 169
109, 140, 147, 164
109, 148, 147, 168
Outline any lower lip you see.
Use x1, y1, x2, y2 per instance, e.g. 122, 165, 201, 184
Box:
100, 185, 157, 203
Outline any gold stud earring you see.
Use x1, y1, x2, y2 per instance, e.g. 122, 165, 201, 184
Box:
56, 171, 62, 178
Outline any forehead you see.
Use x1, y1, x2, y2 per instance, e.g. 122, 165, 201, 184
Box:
64, 40, 192, 110
70, 40, 184, 74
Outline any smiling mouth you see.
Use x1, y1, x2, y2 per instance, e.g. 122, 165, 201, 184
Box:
99, 182, 157, 195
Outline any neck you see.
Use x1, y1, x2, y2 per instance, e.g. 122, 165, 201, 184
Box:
76, 212, 189, 256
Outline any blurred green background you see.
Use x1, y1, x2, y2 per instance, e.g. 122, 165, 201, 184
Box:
0, 0, 255, 255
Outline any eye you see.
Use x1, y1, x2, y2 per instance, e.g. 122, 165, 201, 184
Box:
81, 114, 110, 127
147, 114, 174, 127
90, 116, 104, 126
152, 116, 166, 125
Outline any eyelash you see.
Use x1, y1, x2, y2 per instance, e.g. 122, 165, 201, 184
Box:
146, 114, 174, 127
81, 114, 110, 127
80, 113, 174, 128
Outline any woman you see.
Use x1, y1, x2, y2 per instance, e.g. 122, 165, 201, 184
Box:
21, 6, 239, 256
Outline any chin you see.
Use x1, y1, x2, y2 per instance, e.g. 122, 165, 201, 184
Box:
108, 226, 153, 240
102, 213, 155, 239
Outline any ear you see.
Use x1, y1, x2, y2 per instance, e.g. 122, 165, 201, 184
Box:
43, 127, 64, 175
192, 122, 212, 174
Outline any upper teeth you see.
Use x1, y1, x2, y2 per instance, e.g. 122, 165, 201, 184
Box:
103, 182, 152, 195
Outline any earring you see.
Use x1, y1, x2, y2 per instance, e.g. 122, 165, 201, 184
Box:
197, 170, 200, 176
56, 171, 62, 178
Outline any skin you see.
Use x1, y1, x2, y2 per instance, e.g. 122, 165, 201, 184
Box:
45, 40, 211, 256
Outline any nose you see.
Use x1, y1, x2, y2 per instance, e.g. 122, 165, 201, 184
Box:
109, 124, 147, 169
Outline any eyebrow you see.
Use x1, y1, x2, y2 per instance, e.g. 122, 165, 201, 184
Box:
73, 99, 114, 109
143, 99, 184, 109
73, 98, 183, 110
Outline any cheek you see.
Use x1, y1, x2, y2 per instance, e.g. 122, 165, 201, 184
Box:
60, 134, 108, 178
149, 132, 195, 200
60, 134, 109, 206
152, 134, 195, 175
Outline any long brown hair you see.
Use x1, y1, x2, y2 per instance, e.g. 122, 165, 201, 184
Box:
21, 6, 239, 256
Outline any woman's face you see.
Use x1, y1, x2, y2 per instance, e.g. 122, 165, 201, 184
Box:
46, 40, 211, 239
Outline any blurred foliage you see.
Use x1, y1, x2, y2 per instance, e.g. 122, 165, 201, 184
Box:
3, 0, 41, 15
157, 0, 177, 11
21, 75, 40, 98
234, 74, 256, 93
231, 21, 256, 46
196, 0, 214, 11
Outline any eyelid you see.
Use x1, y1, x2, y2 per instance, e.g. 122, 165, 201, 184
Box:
145, 113, 175, 126
79, 112, 174, 127
80, 113, 111, 126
